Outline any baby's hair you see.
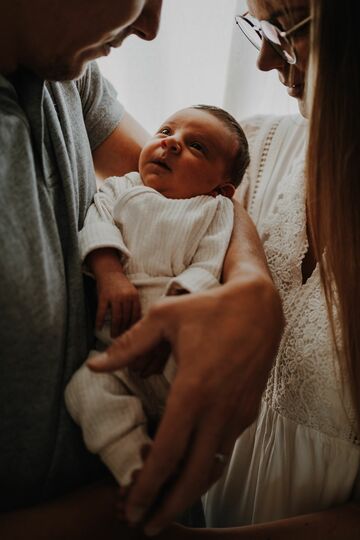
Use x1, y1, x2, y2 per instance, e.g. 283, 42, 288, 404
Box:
191, 104, 250, 188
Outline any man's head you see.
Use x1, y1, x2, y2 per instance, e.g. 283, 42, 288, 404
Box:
1, 0, 162, 80
139, 105, 249, 199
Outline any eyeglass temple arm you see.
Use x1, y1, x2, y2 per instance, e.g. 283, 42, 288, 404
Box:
282, 15, 312, 38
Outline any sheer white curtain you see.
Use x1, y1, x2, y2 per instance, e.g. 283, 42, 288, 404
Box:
98, 0, 298, 132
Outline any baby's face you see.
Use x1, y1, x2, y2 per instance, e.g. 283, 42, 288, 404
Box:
139, 108, 238, 199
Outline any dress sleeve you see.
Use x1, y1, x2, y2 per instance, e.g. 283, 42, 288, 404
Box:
166, 197, 234, 295
76, 61, 125, 152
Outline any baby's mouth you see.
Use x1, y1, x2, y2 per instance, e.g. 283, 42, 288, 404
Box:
151, 159, 172, 171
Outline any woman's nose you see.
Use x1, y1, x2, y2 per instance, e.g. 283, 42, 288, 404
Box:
256, 38, 285, 72
131, 0, 162, 41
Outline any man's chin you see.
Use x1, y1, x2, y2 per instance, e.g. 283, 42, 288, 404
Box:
34, 56, 88, 82
45, 64, 86, 82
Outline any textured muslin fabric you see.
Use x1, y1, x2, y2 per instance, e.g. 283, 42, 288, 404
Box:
204, 115, 360, 527
0, 62, 124, 510
66, 172, 234, 485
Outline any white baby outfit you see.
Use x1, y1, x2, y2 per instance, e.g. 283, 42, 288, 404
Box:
204, 115, 360, 526
65, 172, 233, 486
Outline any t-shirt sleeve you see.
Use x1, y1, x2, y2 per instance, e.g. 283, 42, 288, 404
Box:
76, 61, 125, 152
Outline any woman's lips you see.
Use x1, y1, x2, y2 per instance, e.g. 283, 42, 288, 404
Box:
287, 84, 304, 99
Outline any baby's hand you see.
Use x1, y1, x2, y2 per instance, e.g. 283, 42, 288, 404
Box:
96, 271, 141, 338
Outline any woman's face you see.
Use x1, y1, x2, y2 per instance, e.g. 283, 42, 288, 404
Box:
247, 0, 310, 116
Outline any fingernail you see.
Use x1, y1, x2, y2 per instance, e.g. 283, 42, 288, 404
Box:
144, 526, 162, 537
127, 505, 146, 524
87, 352, 108, 367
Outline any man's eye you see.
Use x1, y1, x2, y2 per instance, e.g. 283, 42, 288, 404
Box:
190, 141, 204, 152
159, 127, 171, 135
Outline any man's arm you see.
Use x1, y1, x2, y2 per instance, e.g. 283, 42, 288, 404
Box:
93, 111, 149, 179
0, 481, 146, 540
88, 201, 283, 533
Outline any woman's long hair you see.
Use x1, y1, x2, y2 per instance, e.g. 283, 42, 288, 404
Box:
306, 0, 360, 428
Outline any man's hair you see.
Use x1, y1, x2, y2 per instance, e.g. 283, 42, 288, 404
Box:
191, 104, 250, 188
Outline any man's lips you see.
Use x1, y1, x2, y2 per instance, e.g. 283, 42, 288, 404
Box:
150, 159, 172, 171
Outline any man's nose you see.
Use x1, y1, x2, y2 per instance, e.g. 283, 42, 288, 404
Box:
131, 0, 163, 41
161, 137, 181, 154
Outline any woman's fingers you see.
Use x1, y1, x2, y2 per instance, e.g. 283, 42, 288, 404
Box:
125, 377, 196, 526
87, 308, 166, 372
124, 374, 236, 532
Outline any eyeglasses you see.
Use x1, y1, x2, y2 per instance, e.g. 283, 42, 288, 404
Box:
235, 12, 311, 65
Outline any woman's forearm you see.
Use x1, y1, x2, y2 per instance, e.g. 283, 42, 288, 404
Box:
222, 201, 273, 283
159, 502, 360, 539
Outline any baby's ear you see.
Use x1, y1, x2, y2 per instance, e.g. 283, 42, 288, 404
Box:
217, 182, 235, 199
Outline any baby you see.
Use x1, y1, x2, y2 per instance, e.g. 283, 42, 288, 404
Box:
65, 104, 249, 488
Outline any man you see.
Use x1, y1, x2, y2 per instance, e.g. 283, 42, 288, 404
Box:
0, 0, 283, 537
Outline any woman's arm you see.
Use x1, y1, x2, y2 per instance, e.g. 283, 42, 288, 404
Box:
157, 502, 360, 539
222, 201, 274, 283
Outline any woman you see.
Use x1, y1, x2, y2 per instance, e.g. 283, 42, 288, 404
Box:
90, 0, 360, 537
202, 0, 360, 537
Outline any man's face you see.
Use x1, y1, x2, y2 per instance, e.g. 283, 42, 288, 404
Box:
247, 0, 310, 116
139, 108, 238, 199
20, 0, 162, 80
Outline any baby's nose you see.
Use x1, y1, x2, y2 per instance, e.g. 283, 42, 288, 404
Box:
161, 138, 181, 153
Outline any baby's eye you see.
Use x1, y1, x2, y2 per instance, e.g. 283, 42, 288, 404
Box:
159, 127, 171, 135
190, 141, 205, 152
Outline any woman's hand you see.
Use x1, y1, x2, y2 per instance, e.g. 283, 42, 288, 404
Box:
88, 277, 282, 534
88, 204, 284, 534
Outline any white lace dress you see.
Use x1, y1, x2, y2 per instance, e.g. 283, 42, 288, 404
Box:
204, 115, 360, 527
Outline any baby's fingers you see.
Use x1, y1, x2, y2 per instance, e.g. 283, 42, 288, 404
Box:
96, 298, 108, 330
131, 297, 142, 327
111, 302, 123, 338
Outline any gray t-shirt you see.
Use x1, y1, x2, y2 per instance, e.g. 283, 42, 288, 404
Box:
0, 62, 124, 510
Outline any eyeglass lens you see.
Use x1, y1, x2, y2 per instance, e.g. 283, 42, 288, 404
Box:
236, 16, 296, 64
261, 21, 295, 63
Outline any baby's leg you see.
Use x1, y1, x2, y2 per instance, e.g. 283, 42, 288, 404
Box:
65, 356, 154, 487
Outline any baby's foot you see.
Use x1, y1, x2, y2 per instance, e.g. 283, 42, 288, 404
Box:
116, 442, 152, 522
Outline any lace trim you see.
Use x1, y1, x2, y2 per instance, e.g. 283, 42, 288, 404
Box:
257, 154, 359, 444
249, 119, 281, 215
